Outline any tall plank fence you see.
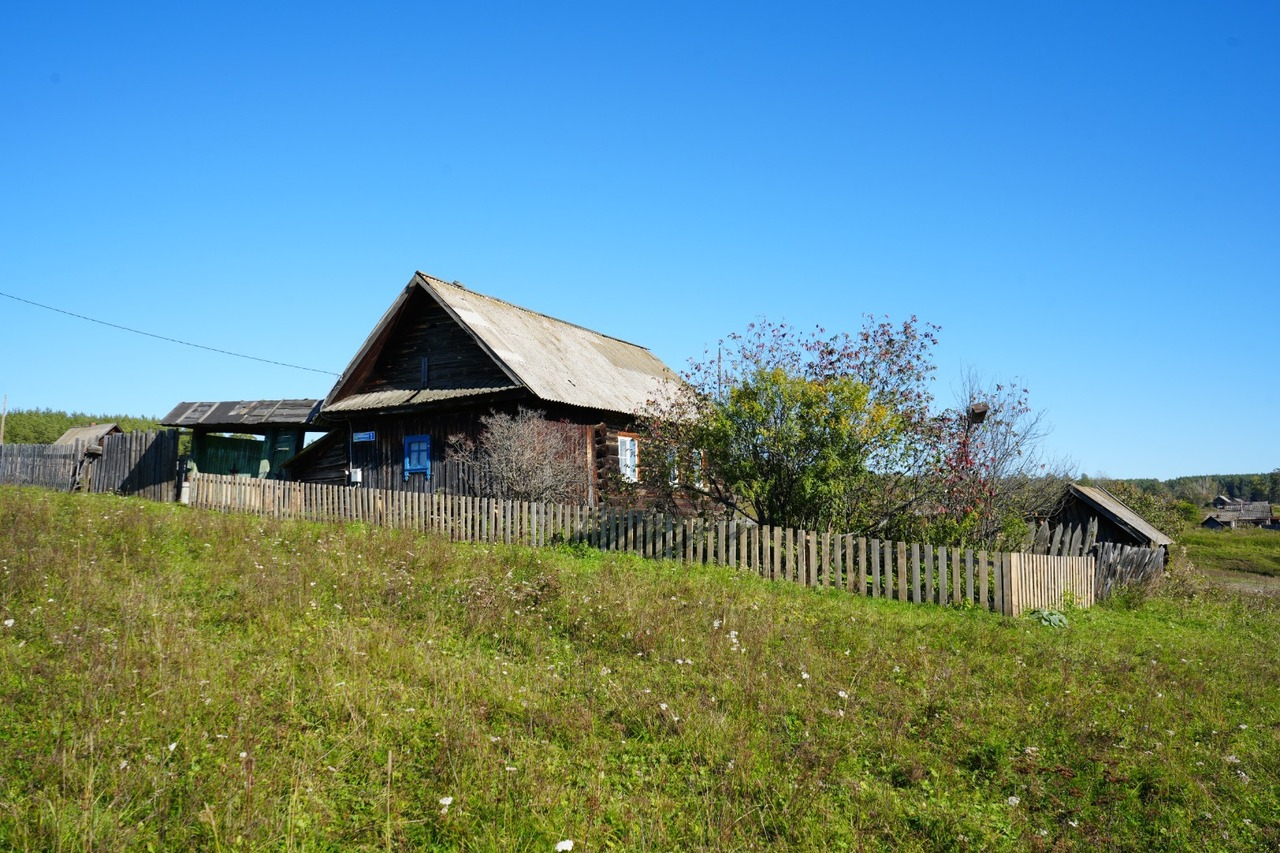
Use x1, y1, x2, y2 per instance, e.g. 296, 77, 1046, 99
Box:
0, 430, 179, 500
188, 473, 1140, 616
0, 443, 83, 491
87, 430, 180, 501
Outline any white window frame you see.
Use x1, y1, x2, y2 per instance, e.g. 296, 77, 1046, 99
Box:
618, 434, 639, 483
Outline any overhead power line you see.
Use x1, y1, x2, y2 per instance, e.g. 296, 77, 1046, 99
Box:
0, 289, 339, 376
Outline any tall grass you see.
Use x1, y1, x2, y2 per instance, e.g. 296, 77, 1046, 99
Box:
1180, 526, 1280, 578
1, 486, 1277, 850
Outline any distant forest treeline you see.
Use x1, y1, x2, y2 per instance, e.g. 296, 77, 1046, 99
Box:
0, 408, 162, 445
1114, 472, 1280, 506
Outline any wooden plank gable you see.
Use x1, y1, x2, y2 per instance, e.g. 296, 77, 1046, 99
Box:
359, 286, 512, 396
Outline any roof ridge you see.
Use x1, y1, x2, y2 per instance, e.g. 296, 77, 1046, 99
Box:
415, 271, 655, 352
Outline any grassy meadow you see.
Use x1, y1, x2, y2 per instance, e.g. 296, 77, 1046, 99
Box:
1, 486, 1278, 851
1180, 526, 1280, 578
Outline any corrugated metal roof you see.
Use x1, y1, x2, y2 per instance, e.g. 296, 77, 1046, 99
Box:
53, 424, 121, 445
428, 274, 681, 414
324, 272, 683, 417
161, 399, 323, 429
1070, 484, 1174, 547
324, 386, 522, 413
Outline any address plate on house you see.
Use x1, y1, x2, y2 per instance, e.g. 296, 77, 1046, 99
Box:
352, 431, 376, 443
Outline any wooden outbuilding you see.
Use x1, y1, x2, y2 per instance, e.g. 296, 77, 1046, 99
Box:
161, 399, 322, 479
53, 423, 122, 446
285, 272, 682, 503
1045, 484, 1174, 550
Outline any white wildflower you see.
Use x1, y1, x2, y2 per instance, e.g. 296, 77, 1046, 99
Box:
2, 619, 13, 628
1007, 796, 1020, 806
556, 841, 574, 852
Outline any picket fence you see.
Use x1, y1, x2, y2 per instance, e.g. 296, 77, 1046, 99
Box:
188, 473, 1112, 616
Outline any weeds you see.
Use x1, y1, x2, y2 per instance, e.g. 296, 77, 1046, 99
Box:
1, 486, 1278, 850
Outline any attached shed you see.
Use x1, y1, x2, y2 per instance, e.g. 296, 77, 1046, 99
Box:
1047, 484, 1174, 550
286, 271, 682, 502
53, 423, 122, 446
162, 399, 322, 479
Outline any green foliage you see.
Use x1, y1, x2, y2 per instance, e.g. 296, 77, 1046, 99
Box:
2, 487, 1279, 849
0, 407, 162, 444
1092, 478, 1189, 538
1118, 471, 1280, 506
700, 367, 899, 530
1023, 608, 1069, 628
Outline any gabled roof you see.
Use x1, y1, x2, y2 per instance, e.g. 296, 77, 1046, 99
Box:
53, 423, 121, 445
1068, 484, 1173, 547
161, 399, 322, 430
324, 272, 682, 417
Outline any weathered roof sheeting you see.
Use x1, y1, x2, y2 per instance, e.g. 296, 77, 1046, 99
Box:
162, 399, 323, 430
1069, 484, 1173, 548
53, 423, 121, 445
323, 385, 523, 414
325, 272, 683, 417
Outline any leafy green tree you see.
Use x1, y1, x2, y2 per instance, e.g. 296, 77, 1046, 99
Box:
1092, 478, 1187, 538
693, 367, 901, 529
642, 316, 942, 534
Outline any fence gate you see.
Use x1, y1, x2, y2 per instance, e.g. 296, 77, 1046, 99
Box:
86, 429, 181, 501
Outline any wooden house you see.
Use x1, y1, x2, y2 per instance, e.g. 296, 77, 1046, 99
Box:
1201, 500, 1274, 530
161, 399, 322, 479
1045, 484, 1174, 550
285, 272, 682, 503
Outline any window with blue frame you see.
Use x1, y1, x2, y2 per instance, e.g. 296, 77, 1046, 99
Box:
404, 434, 431, 480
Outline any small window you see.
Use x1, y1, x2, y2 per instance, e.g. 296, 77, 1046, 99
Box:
420, 356, 430, 389
618, 435, 639, 483
691, 448, 706, 488
404, 434, 431, 480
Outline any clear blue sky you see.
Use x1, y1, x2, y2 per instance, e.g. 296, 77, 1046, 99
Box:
1, 2, 1276, 480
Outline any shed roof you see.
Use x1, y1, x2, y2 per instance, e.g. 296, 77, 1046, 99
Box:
161, 399, 322, 430
324, 272, 682, 417
1069, 484, 1173, 547
323, 385, 523, 414
52, 423, 121, 445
